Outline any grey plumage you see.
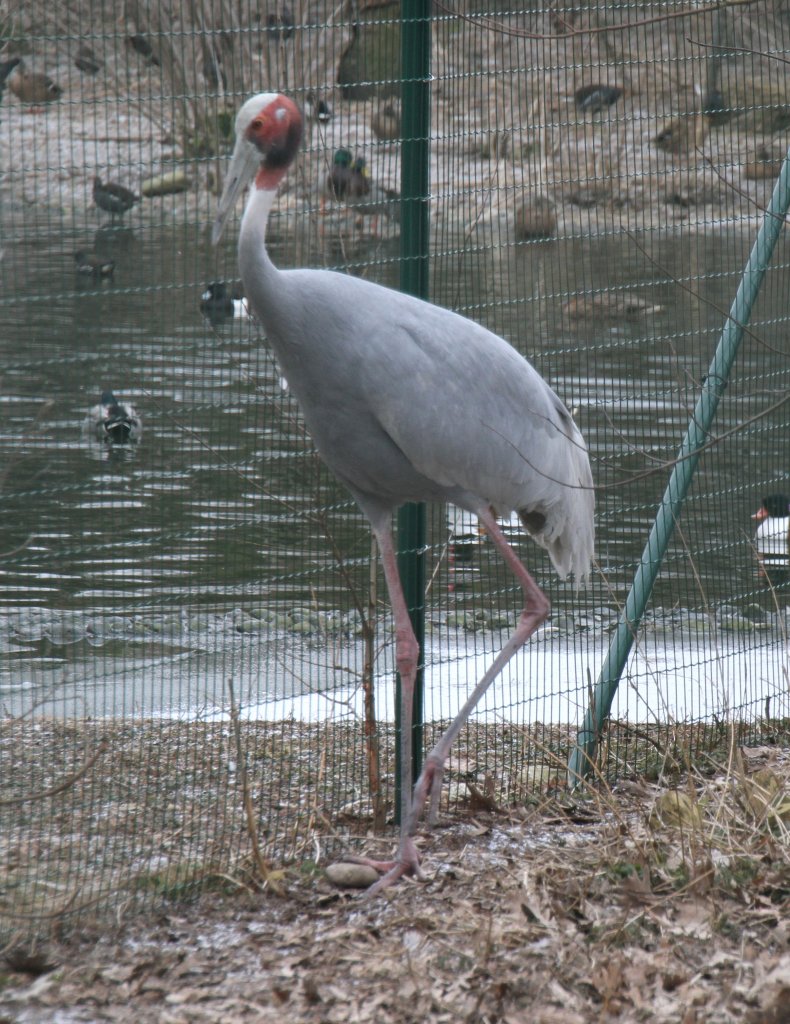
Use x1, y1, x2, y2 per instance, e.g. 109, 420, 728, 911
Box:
213, 92, 594, 892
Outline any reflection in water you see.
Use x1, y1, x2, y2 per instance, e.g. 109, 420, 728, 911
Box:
1, 219, 788, 714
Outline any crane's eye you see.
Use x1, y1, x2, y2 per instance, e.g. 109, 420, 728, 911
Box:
251, 118, 263, 130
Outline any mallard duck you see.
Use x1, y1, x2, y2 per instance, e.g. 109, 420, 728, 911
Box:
75, 45, 102, 75
200, 281, 251, 320
514, 196, 557, 240
323, 148, 369, 206
306, 91, 332, 123
74, 250, 115, 278
574, 84, 623, 113
93, 176, 140, 222
88, 391, 142, 445
7, 61, 63, 108
371, 103, 400, 142
348, 156, 400, 233
752, 494, 790, 584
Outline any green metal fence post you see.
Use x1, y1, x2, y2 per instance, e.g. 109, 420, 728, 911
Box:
568, 152, 790, 787
394, 0, 431, 823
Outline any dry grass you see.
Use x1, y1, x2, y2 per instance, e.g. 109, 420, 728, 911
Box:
1, 718, 789, 1022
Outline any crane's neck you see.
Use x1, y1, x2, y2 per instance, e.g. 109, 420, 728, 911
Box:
237, 179, 282, 290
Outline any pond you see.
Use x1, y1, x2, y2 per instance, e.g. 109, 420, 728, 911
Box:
1, 211, 788, 720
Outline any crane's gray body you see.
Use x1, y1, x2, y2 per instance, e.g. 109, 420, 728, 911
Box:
239, 206, 592, 580
214, 92, 595, 890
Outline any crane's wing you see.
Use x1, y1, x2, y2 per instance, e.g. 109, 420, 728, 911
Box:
273, 271, 594, 579
365, 301, 593, 578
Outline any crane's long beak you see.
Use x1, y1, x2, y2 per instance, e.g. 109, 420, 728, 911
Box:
211, 140, 260, 245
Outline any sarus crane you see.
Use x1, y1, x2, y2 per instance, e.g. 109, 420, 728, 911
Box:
212, 92, 595, 892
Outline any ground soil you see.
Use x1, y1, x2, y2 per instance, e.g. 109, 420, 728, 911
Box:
2, 746, 789, 1024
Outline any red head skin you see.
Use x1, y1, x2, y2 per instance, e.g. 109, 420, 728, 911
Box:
244, 95, 303, 191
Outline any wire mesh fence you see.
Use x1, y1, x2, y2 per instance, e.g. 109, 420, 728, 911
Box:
1, 0, 789, 940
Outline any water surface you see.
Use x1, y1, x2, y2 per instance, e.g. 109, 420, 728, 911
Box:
1, 215, 788, 717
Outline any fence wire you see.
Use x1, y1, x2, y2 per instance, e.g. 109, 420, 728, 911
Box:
1, 0, 789, 940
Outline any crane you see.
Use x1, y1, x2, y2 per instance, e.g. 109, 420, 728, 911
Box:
212, 93, 595, 892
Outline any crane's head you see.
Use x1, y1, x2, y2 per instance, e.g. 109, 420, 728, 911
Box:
212, 92, 303, 245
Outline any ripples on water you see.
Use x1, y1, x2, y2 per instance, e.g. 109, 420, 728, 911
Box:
1, 220, 788, 713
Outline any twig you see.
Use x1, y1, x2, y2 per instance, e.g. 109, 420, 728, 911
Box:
227, 677, 284, 895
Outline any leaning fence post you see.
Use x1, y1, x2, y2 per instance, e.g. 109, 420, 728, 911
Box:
568, 151, 790, 786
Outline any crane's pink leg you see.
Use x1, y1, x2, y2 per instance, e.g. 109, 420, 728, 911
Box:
361, 507, 550, 894
349, 523, 426, 885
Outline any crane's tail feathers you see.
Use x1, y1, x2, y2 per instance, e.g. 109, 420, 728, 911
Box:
518, 449, 595, 588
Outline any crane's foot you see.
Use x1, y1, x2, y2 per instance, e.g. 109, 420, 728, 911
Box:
348, 837, 425, 894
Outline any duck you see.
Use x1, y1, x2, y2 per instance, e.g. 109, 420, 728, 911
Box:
0, 57, 21, 104
574, 84, 623, 113
266, 5, 294, 41
305, 91, 332, 124
7, 61, 63, 108
744, 146, 782, 181
75, 45, 102, 75
348, 156, 400, 233
447, 505, 522, 567
371, 102, 400, 142
199, 281, 251, 320
74, 250, 115, 278
88, 391, 142, 445
653, 116, 700, 155
752, 493, 790, 584
322, 148, 370, 209
447, 504, 484, 565
126, 33, 160, 66
93, 176, 140, 222
701, 86, 730, 126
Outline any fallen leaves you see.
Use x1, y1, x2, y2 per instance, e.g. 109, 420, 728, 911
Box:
1, 746, 789, 1022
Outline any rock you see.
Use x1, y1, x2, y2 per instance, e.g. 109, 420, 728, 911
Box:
325, 862, 380, 889
562, 293, 662, 319
141, 171, 191, 197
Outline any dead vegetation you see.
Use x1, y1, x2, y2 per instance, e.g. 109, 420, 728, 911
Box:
1, 735, 788, 1022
